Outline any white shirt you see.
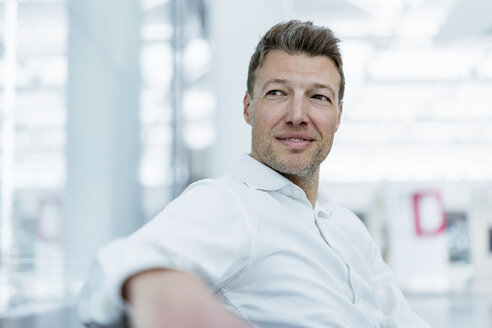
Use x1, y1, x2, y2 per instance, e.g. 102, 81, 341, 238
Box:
79, 154, 430, 328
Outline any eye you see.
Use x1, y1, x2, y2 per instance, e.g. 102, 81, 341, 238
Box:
265, 90, 285, 97
312, 94, 331, 103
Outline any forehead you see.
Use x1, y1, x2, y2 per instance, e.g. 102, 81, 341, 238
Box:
254, 50, 341, 94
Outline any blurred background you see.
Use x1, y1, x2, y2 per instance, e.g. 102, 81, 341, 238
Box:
0, 0, 491, 327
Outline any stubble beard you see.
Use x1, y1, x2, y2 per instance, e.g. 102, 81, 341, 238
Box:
251, 130, 331, 179
248, 107, 333, 180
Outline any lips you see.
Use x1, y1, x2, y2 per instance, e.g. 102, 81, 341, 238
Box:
276, 133, 315, 141
276, 133, 315, 149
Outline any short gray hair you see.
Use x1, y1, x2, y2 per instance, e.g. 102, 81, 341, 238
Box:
247, 20, 345, 103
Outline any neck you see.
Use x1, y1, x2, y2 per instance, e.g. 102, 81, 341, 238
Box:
283, 169, 319, 207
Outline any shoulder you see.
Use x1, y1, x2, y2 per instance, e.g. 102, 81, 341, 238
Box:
180, 174, 264, 214
166, 177, 241, 213
319, 198, 373, 245
334, 206, 371, 237
171, 175, 252, 207
151, 175, 260, 234
317, 190, 367, 233
179, 175, 250, 201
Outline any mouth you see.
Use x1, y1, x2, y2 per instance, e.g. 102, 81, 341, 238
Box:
276, 134, 315, 149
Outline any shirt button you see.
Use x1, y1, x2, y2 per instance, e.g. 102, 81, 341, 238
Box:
355, 294, 360, 305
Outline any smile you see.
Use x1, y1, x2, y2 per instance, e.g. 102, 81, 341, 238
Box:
276, 136, 314, 149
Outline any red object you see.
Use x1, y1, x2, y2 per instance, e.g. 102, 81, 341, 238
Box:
412, 190, 447, 237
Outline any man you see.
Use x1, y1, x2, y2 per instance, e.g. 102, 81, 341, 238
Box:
79, 20, 430, 328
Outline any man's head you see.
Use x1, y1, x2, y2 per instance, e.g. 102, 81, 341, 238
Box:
243, 20, 344, 180
247, 20, 344, 105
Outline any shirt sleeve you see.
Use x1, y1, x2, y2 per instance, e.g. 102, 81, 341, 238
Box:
78, 179, 253, 327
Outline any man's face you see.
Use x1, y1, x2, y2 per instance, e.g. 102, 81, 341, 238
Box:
243, 50, 343, 177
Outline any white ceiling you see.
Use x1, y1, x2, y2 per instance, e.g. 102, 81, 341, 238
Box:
3, 0, 491, 182
284, 0, 492, 182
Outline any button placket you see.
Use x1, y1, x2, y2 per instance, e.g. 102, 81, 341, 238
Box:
314, 214, 358, 305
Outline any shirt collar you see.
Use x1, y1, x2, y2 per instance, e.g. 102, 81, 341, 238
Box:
232, 153, 293, 191
232, 154, 337, 214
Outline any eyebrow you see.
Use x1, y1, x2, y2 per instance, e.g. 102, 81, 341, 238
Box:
311, 83, 336, 99
262, 78, 289, 88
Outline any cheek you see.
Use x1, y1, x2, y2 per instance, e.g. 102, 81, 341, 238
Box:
317, 115, 340, 135
252, 106, 283, 129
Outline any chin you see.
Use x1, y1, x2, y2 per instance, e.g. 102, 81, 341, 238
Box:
282, 166, 316, 177
254, 147, 321, 177
273, 160, 317, 177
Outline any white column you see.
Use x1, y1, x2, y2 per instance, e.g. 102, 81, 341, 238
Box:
65, 0, 143, 282
0, 0, 18, 312
208, 0, 292, 177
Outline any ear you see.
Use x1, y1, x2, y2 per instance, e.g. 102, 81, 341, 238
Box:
335, 101, 343, 132
243, 91, 253, 125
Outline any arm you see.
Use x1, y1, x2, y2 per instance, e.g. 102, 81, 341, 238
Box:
123, 268, 251, 328
79, 180, 253, 327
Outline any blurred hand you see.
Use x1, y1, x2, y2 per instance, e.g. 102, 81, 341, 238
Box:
123, 269, 252, 328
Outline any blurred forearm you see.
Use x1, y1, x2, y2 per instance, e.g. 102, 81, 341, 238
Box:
123, 268, 250, 328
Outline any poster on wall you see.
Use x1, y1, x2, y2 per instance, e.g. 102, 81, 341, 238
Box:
386, 186, 449, 292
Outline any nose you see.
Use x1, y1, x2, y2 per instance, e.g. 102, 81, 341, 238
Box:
285, 95, 308, 126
